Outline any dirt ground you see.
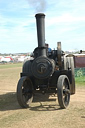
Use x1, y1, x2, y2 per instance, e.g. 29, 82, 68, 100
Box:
0, 67, 85, 128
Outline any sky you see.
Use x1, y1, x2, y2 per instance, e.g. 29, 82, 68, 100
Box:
0, 0, 85, 53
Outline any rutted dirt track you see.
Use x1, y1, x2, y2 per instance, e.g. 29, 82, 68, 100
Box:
0, 67, 85, 128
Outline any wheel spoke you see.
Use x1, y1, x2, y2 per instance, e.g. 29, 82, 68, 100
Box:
63, 89, 70, 95
64, 96, 68, 106
22, 87, 32, 102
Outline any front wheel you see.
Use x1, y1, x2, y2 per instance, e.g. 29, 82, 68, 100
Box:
57, 75, 70, 109
17, 76, 33, 108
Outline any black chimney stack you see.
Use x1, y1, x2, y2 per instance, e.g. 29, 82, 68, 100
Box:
35, 13, 46, 56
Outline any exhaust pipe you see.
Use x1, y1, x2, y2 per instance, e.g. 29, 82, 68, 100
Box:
35, 13, 46, 56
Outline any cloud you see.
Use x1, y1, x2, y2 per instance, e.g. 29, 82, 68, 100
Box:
46, 13, 85, 27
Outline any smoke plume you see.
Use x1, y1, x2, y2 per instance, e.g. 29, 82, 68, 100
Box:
27, 0, 47, 12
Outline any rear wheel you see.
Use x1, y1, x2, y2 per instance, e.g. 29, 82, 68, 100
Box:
17, 76, 33, 108
70, 57, 75, 94
57, 75, 70, 109
64, 56, 75, 94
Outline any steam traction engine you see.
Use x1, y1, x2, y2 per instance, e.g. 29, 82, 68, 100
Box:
17, 13, 75, 109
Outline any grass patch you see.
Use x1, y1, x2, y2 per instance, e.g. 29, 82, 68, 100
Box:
75, 76, 85, 86
0, 63, 22, 69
